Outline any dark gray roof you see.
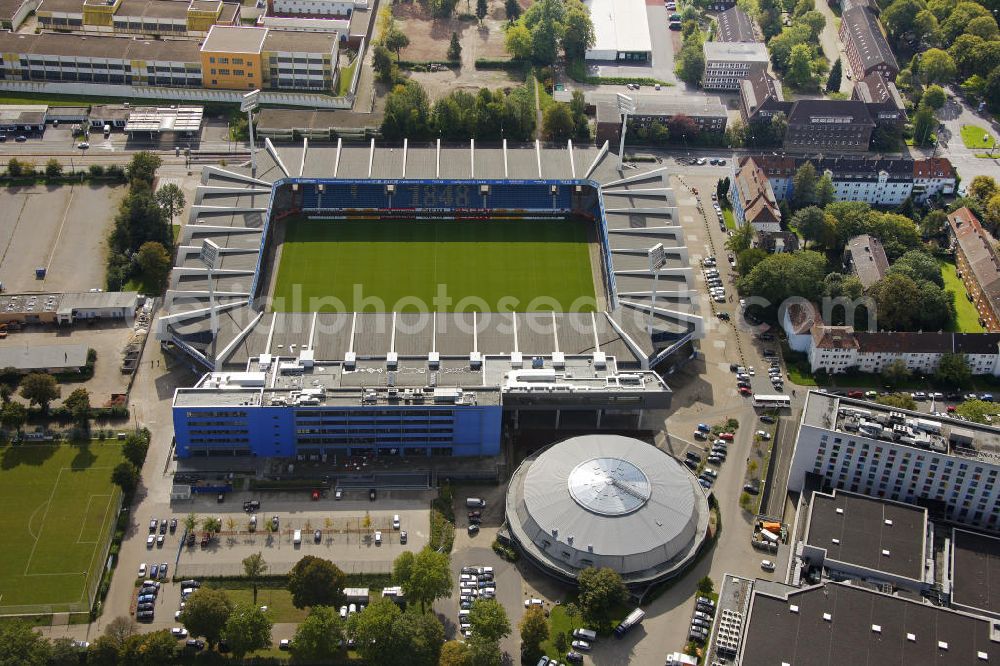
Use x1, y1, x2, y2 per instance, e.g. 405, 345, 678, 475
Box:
805, 490, 926, 581
786, 98, 875, 128
741, 582, 1000, 665
952, 528, 1000, 617
843, 6, 899, 73
846, 234, 889, 288
715, 6, 755, 42
853, 332, 1000, 354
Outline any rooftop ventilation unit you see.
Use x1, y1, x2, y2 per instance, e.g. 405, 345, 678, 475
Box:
470, 351, 482, 369
386, 184, 395, 194
552, 352, 565, 369
344, 351, 356, 369
882, 549, 891, 556
938, 642, 949, 650
836, 508, 844, 514
510, 352, 523, 368
823, 613, 832, 622
789, 605, 799, 613
428, 351, 439, 369
480, 184, 490, 195
885, 519, 893, 526
872, 625, 881, 633
386, 352, 398, 369
907, 633, 916, 642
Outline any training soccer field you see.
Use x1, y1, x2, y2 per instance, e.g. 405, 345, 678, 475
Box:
271, 217, 598, 312
0, 442, 123, 612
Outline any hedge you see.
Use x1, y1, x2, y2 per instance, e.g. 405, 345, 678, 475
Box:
475, 58, 527, 72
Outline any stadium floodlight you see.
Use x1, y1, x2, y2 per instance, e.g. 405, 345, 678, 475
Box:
616, 93, 636, 171
648, 243, 665, 334
242, 89, 261, 176
201, 239, 221, 344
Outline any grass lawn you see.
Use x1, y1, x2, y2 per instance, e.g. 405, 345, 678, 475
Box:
722, 208, 736, 230
206, 583, 309, 624
961, 124, 996, 150
0, 442, 123, 612
536, 78, 556, 111
272, 217, 597, 312
337, 59, 358, 97
939, 259, 986, 333
540, 599, 631, 658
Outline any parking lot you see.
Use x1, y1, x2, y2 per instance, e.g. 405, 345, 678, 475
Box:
0, 184, 123, 294
171, 492, 432, 578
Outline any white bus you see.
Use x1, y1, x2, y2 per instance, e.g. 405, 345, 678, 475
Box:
752, 394, 791, 409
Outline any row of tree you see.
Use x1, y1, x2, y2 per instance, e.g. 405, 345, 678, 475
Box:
752, 0, 828, 90
503, 0, 595, 65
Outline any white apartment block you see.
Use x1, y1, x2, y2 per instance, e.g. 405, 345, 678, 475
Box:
702, 42, 768, 91
270, 0, 366, 15
789, 391, 1000, 532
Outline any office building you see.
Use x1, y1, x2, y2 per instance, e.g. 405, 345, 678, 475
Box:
851, 71, 906, 128
594, 93, 728, 144
269, 0, 365, 16
784, 99, 876, 153
702, 41, 768, 91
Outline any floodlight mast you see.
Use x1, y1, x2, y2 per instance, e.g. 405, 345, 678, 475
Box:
242, 89, 261, 177
648, 243, 665, 334
616, 93, 636, 171
200, 239, 221, 360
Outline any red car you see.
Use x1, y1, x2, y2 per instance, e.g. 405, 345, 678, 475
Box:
847, 390, 864, 398
719, 432, 735, 441
739, 387, 752, 395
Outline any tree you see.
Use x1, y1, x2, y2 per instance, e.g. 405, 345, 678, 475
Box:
793, 206, 835, 247
447, 32, 462, 61
697, 576, 715, 595
19, 373, 59, 412
184, 512, 198, 532
919, 48, 957, 84
889, 250, 944, 286
0, 619, 51, 666
49, 637, 81, 666
45, 158, 63, 178
103, 616, 139, 653
561, 0, 595, 61
968, 175, 997, 202
912, 103, 936, 146
519, 606, 549, 662
440, 640, 473, 666
111, 461, 140, 495
717, 176, 730, 203
881, 359, 912, 386
542, 103, 575, 141
726, 221, 754, 254
476, 0, 488, 22
956, 398, 1000, 423
505, 23, 533, 60
180, 587, 233, 647
122, 431, 149, 469
882, 0, 925, 38
816, 173, 835, 207
393, 548, 451, 612
384, 28, 410, 60
202, 516, 222, 533
346, 598, 403, 664
120, 630, 177, 665
920, 209, 949, 239
372, 44, 397, 84
381, 81, 432, 141
737, 251, 828, 311
7, 158, 25, 178
967, 14, 1000, 39
154, 183, 185, 226
736, 247, 768, 277
936, 352, 972, 385
785, 43, 816, 88
578, 567, 627, 630
826, 57, 842, 92
791, 162, 818, 209
869, 272, 954, 331
125, 151, 161, 186
242, 552, 268, 606
222, 603, 272, 659
469, 597, 511, 645
922, 84, 947, 109
942, 1, 991, 41
136, 241, 172, 293
292, 606, 343, 663
288, 556, 347, 609
876, 392, 918, 410
0, 401, 27, 436
505, 0, 521, 21
675, 35, 706, 85
63, 387, 91, 427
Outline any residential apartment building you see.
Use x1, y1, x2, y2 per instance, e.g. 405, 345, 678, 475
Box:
269, 0, 365, 16
851, 71, 906, 128
844, 233, 889, 288
789, 391, 1000, 532
37, 0, 240, 35
949, 207, 1000, 332
739, 68, 787, 123
702, 41, 768, 91
840, 5, 899, 81
742, 154, 955, 206
784, 99, 876, 153
594, 93, 728, 144
730, 155, 781, 231
715, 6, 754, 42
200, 25, 338, 91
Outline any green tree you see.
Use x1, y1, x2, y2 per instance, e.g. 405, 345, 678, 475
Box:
63, 387, 91, 427
242, 552, 268, 606
919, 48, 957, 84
505, 23, 533, 60
6, 158, 25, 178
122, 431, 149, 469
346, 598, 402, 664
876, 392, 918, 410
942, 1, 991, 41
912, 103, 936, 146
889, 250, 944, 286
717, 176, 730, 202
384, 28, 410, 60
179, 587, 233, 647
737, 251, 828, 310
476, 0, 488, 21
920, 209, 949, 239
154, 183, 185, 226
791, 161, 818, 208
882, 0, 926, 39
869, 272, 954, 331
968, 175, 997, 202
288, 556, 347, 609
936, 352, 972, 385
826, 57, 842, 92
111, 461, 140, 496
519, 605, 549, 662
103, 616, 139, 653
372, 44, 397, 84
726, 221, 754, 254
816, 173, 835, 207
881, 359, 912, 386
447, 32, 462, 61
0, 619, 51, 666
45, 158, 63, 178
19, 373, 59, 412
136, 241, 172, 293
736, 247, 769, 277
439, 640, 473, 666
381, 81, 432, 141
793, 206, 835, 248
561, 0, 595, 60
543, 103, 575, 141
0, 401, 27, 436
120, 630, 177, 665
125, 151, 161, 186
222, 603, 272, 659
393, 548, 451, 612
505, 0, 521, 21
578, 567, 627, 630
292, 606, 343, 663
967, 14, 1000, 39
468, 598, 511, 645
697, 576, 715, 595
922, 84, 947, 109
49, 637, 81, 666
675, 30, 706, 85
956, 398, 1000, 423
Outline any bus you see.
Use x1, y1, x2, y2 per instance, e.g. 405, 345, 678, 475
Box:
752, 394, 791, 409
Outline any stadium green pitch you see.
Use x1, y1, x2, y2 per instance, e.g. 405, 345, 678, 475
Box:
271, 217, 598, 312
0, 442, 124, 612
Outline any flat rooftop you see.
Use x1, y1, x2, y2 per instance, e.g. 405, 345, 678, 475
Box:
124, 106, 203, 133
585, 0, 652, 55
0, 343, 88, 370
201, 24, 267, 53
802, 390, 1000, 465
952, 528, 1000, 618
741, 582, 1000, 664
806, 490, 926, 582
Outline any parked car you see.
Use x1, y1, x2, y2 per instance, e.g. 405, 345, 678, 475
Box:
171, 627, 188, 638
400, 530, 408, 544
138, 563, 147, 577
146, 535, 155, 548
761, 559, 776, 572
571, 640, 591, 651
468, 524, 480, 535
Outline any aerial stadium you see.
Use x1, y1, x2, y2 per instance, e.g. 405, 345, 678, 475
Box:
158, 139, 704, 459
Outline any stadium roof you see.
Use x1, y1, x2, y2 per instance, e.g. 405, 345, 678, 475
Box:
505, 434, 710, 584
158, 141, 704, 372
951, 528, 1000, 619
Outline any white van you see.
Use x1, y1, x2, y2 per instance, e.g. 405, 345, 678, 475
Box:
466, 498, 486, 508
293, 529, 302, 545
573, 628, 597, 642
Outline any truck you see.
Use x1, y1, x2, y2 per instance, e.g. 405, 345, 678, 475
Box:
666, 652, 698, 665
613, 608, 645, 639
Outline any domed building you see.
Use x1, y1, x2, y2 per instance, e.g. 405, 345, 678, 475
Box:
505, 434, 710, 587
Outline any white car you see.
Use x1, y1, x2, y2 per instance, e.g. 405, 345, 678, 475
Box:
171, 627, 188, 639
761, 559, 776, 572
374, 530, 382, 545
392, 514, 400, 530
524, 598, 544, 608
138, 563, 147, 577
146, 535, 155, 548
